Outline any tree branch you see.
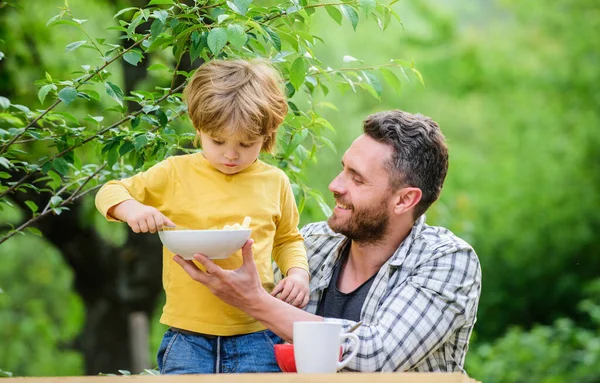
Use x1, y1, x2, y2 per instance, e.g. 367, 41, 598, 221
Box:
0, 34, 150, 156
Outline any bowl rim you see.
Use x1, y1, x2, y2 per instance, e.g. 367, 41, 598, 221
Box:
159, 228, 251, 234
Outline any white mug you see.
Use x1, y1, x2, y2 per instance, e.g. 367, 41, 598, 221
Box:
293, 321, 360, 374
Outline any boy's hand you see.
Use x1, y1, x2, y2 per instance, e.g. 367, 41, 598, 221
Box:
271, 267, 310, 308
109, 199, 175, 234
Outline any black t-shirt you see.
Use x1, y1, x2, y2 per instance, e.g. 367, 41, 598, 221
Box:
316, 243, 376, 321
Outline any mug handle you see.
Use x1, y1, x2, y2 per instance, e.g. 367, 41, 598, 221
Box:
336, 333, 360, 371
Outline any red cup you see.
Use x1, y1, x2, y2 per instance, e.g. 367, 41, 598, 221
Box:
274, 344, 296, 372
274, 344, 343, 373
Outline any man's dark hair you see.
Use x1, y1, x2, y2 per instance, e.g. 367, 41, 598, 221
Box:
363, 110, 449, 219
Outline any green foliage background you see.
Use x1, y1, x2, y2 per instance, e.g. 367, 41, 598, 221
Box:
1, 0, 599, 381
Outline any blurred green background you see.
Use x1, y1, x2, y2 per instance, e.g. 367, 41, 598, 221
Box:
1, 0, 599, 382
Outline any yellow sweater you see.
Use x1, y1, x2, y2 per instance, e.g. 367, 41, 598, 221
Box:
95, 152, 308, 335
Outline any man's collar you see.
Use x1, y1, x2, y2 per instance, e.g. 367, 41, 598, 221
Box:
389, 215, 426, 267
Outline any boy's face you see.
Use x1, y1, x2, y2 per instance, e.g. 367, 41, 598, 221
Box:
199, 130, 263, 175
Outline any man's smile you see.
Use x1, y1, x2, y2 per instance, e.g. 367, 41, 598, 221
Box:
335, 201, 352, 210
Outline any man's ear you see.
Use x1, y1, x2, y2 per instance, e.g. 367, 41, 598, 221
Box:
392, 187, 422, 215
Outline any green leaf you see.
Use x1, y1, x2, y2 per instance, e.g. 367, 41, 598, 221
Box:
105, 82, 124, 107
85, 115, 104, 123
114, 7, 138, 19
0, 96, 10, 109
0, 370, 12, 378
50, 195, 63, 207
285, 83, 295, 99
52, 157, 70, 175
86, 89, 101, 101
227, 24, 247, 49
262, 25, 281, 51
153, 9, 168, 24
26, 227, 43, 237
155, 110, 168, 127
0, 157, 11, 169
379, 67, 402, 94
148, 0, 173, 4
131, 116, 141, 129
150, 18, 164, 39
38, 84, 54, 105
65, 40, 87, 53
325, 5, 343, 26
227, 0, 252, 15
362, 70, 382, 97
108, 145, 119, 166
119, 141, 135, 156
289, 57, 307, 91
46, 14, 62, 27
310, 190, 332, 217
320, 136, 337, 153
58, 87, 78, 105
207, 28, 228, 55
217, 14, 230, 24
147, 63, 169, 71
25, 200, 38, 214
411, 67, 425, 85
284, 130, 309, 157
358, 0, 376, 16
134, 135, 148, 151
47, 170, 62, 188
49, 20, 80, 28
189, 31, 206, 61
11, 104, 30, 113
124, 49, 143, 66
340, 5, 359, 31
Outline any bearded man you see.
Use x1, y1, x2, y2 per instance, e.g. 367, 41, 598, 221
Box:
175, 110, 482, 373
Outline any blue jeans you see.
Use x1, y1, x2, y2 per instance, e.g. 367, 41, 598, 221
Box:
157, 328, 284, 374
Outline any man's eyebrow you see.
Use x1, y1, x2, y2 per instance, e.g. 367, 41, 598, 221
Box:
341, 160, 368, 182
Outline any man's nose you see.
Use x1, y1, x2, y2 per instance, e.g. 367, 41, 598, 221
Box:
328, 173, 345, 194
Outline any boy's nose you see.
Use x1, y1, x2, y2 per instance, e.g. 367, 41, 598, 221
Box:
225, 150, 238, 161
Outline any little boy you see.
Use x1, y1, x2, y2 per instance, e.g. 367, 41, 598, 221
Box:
95, 59, 309, 373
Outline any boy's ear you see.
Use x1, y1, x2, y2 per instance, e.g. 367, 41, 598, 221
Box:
392, 187, 422, 215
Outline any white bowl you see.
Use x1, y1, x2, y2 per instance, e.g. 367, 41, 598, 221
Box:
158, 229, 251, 260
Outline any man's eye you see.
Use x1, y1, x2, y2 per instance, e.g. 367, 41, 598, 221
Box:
352, 176, 363, 185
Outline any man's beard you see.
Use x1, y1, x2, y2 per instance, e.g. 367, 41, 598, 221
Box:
327, 195, 390, 244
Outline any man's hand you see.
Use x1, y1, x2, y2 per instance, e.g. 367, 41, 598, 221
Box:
172, 239, 268, 310
109, 199, 175, 233
271, 267, 310, 308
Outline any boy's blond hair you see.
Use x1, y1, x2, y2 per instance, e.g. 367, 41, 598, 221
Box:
184, 59, 288, 153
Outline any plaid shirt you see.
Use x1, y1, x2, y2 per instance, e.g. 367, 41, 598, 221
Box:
299, 216, 481, 373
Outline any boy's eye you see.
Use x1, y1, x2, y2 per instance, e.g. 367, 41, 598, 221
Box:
240, 142, 254, 148
212, 139, 224, 145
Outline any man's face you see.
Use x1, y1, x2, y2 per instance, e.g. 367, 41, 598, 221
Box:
327, 135, 395, 243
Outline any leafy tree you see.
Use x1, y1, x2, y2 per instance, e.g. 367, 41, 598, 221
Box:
466, 280, 600, 383
0, 0, 419, 375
